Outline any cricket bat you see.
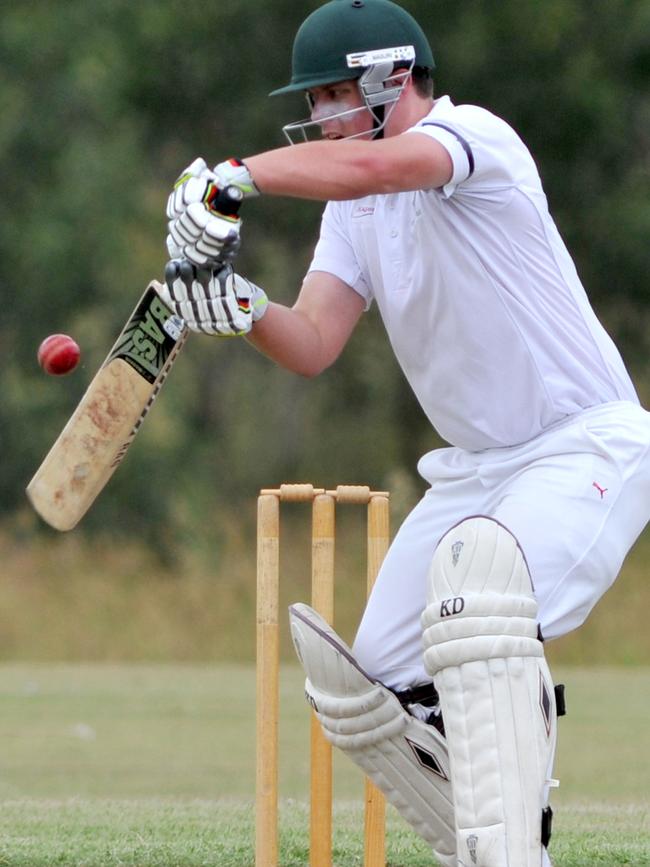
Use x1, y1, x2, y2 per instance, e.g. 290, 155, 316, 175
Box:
26, 281, 189, 531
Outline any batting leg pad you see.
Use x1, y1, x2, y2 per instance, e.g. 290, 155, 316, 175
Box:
421, 517, 558, 867
289, 603, 456, 867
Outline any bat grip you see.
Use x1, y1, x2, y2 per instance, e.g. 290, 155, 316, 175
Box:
207, 185, 242, 217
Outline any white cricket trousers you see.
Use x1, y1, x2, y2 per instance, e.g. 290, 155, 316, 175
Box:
353, 401, 650, 691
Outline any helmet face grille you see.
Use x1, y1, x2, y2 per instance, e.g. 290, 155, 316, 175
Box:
270, 0, 434, 96
280, 60, 413, 145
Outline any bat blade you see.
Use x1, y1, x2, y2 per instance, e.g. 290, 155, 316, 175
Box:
26, 281, 188, 531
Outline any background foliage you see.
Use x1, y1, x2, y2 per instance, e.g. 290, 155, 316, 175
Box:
0, 1, 648, 660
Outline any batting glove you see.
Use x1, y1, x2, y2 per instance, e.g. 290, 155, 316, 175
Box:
166, 157, 259, 267
161, 259, 268, 337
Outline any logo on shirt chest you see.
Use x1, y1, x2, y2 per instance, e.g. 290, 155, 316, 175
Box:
352, 205, 375, 218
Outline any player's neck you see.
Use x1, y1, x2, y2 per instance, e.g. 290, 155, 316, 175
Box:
387, 95, 434, 137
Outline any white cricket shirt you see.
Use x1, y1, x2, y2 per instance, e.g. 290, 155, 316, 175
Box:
308, 96, 638, 451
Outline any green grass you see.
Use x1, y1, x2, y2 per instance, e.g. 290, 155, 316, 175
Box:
0, 664, 648, 865
1, 799, 648, 866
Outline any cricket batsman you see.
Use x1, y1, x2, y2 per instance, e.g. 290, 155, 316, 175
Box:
160, 1, 650, 863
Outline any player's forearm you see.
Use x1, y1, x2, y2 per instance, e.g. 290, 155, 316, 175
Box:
244, 139, 416, 200
243, 134, 452, 200
245, 302, 333, 377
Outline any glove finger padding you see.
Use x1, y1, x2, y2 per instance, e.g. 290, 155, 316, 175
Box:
169, 202, 210, 245
215, 232, 242, 265
167, 206, 241, 268
166, 157, 214, 220
166, 233, 182, 260
162, 260, 268, 336
167, 175, 210, 220
194, 219, 241, 261
163, 259, 207, 304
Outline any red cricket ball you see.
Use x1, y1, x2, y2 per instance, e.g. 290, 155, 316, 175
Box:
37, 334, 81, 376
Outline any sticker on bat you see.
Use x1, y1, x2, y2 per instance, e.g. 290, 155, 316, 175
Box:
107, 287, 184, 383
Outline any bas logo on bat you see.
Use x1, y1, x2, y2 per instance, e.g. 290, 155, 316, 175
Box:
26, 281, 189, 532
110, 292, 185, 383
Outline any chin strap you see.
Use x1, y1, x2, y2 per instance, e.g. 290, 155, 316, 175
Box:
372, 105, 386, 139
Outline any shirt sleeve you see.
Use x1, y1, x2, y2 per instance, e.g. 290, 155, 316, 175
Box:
405, 104, 535, 199
407, 122, 475, 198
307, 202, 373, 309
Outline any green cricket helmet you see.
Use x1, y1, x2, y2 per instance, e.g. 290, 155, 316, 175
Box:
271, 0, 434, 95
270, 0, 435, 142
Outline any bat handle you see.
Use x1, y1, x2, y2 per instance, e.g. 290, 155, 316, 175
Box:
207, 184, 242, 217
